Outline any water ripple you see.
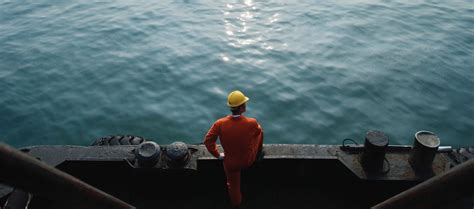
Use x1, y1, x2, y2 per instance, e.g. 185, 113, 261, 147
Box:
0, 0, 472, 147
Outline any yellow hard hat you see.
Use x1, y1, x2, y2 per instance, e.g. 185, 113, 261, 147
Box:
227, 90, 249, 107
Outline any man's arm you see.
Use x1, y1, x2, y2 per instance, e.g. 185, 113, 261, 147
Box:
204, 121, 221, 158
252, 121, 264, 163
256, 122, 263, 152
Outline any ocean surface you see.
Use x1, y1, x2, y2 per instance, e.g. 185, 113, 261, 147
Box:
1, 0, 473, 148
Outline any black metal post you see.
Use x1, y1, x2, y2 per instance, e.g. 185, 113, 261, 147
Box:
360, 130, 389, 172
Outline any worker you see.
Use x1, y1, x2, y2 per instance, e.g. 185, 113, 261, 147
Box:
204, 90, 264, 208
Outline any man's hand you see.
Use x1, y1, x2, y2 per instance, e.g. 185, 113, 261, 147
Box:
218, 152, 225, 160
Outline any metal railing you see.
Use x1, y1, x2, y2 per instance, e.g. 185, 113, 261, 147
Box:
372, 159, 474, 209
0, 143, 135, 209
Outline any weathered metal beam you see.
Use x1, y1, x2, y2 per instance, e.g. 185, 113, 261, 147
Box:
372, 159, 474, 209
0, 143, 135, 209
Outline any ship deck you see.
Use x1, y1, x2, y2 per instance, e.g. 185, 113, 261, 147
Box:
1, 144, 472, 209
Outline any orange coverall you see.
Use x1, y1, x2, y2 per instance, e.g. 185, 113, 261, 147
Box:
204, 115, 263, 207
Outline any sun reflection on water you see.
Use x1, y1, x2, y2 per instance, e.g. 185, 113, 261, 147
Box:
220, 1, 285, 63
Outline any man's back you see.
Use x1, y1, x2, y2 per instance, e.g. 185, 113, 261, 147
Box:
209, 115, 262, 170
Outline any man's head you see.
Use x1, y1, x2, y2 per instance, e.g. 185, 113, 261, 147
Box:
227, 90, 249, 115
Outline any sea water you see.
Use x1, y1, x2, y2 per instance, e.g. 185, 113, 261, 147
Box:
1, 0, 473, 148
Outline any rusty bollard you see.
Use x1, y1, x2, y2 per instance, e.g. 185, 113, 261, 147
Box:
408, 131, 440, 171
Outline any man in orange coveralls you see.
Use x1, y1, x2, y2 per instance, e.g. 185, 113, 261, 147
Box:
204, 90, 264, 208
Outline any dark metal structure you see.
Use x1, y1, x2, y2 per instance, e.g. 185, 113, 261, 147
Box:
373, 159, 474, 209
0, 144, 135, 209
0, 136, 473, 209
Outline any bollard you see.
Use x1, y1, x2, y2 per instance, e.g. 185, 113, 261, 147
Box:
135, 141, 161, 167
360, 130, 389, 172
165, 142, 189, 166
408, 131, 440, 171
